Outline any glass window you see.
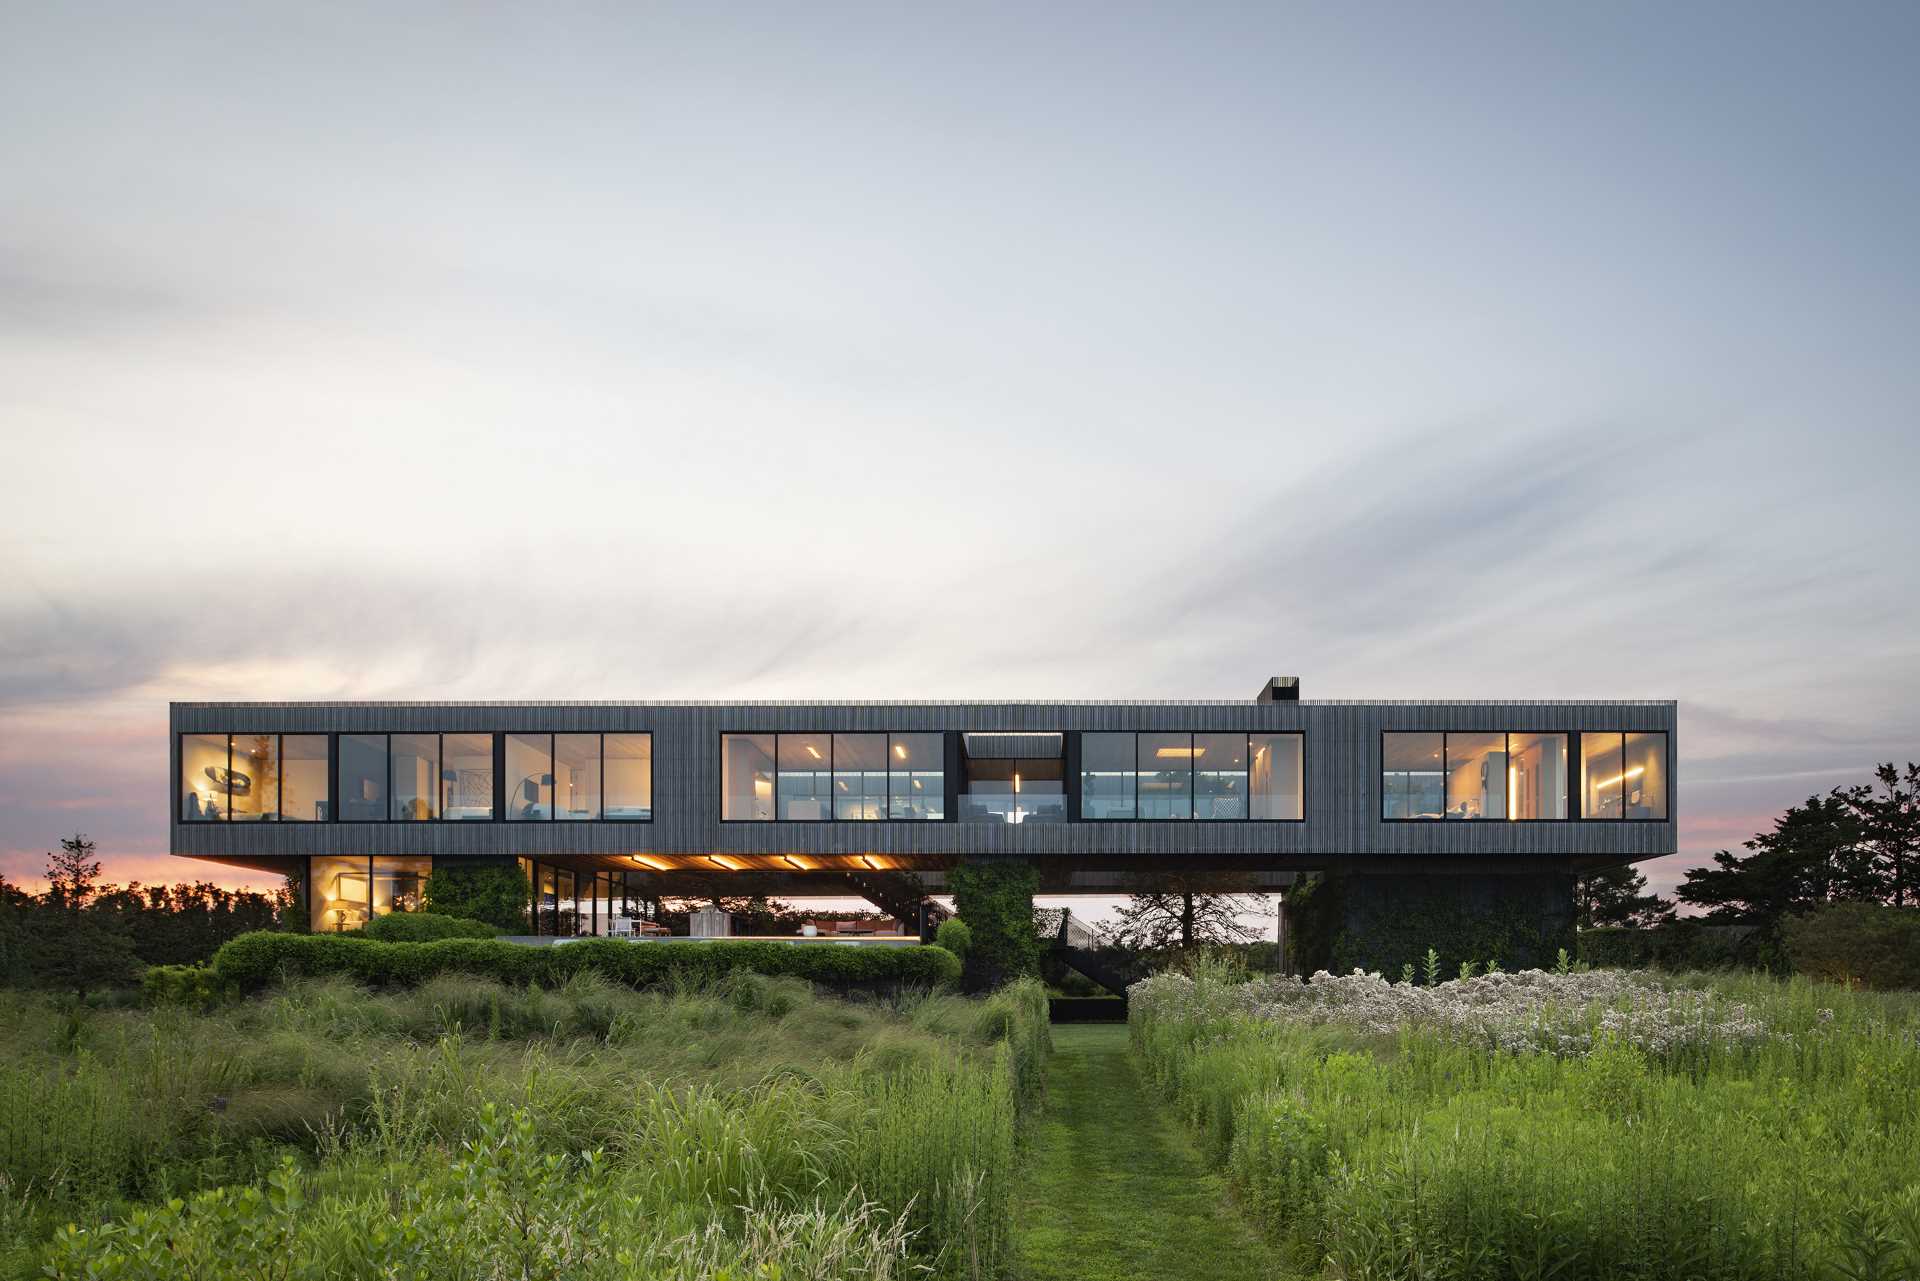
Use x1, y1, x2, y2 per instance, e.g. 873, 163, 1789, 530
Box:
339, 734, 389, 822
722, 733, 775, 820
505, 733, 553, 820
1508, 733, 1568, 820
888, 732, 943, 820
778, 733, 832, 821
311, 856, 369, 932
282, 735, 329, 821
373, 855, 431, 915
1081, 732, 1136, 820
1444, 732, 1507, 821
1137, 733, 1194, 820
227, 734, 279, 822
832, 734, 888, 820
390, 734, 439, 821
1250, 733, 1303, 820
604, 733, 652, 819
1622, 732, 1668, 821
555, 734, 601, 820
442, 733, 495, 820
1383, 733, 1445, 819
1195, 733, 1249, 820
1581, 732, 1626, 820
556, 868, 579, 936
535, 863, 559, 934
181, 733, 232, 822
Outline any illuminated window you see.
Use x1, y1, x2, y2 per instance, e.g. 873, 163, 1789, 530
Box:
1250, 733, 1304, 820
442, 734, 495, 821
1444, 732, 1507, 820
1581, 731, 1667, 820
373, 856, 431, 915
282, 735, 329, 822
227, 734, 279, 822
390, 734, 439, 821
555, 734, 601, 820
604, 733, 652, 819
1623, 732, 1668, 820
1195, 733, 1249, 819
1581, 733, 1626, 820
722, 733, 776, 820
1507, 733, 1568, 820
181, 734, 233, 822
887, 733, 943, 820
310, 856, 369, 932
777, 733, 832, 821
1383, 733, 1445, 819
339, 735, 389, 822
505, 734, 553, 821
832, 734, 888, 820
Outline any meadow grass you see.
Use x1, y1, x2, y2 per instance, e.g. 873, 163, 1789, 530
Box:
0, 971, 1049, 1280
1130, 966, 1920, 1281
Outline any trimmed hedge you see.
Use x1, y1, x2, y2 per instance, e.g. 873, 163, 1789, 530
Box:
1782, 904, 1920, 990
361, 912, 499, 942
142, 962, 230, 1009
1577, 921, 1769, 972
209, 931, 962, 993
934, 917, 972, 962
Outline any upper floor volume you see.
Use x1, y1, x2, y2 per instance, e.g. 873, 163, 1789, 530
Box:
170, 678, 1677, 868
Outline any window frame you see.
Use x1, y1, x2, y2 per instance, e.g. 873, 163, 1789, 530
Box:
1073, 731, 1306, 823
179, 730, 653, 825
1577, 730, 1671, 823
1379, 730, 1583, 823
719, 731, 949, 823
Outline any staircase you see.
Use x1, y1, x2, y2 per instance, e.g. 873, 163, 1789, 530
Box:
843, 870, 951, 940
1037, 907, 1131, 997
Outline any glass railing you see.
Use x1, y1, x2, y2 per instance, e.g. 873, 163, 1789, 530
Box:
958, 793, 1067, 823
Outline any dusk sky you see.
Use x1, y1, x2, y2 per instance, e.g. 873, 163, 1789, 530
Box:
3, 3, 1917, 918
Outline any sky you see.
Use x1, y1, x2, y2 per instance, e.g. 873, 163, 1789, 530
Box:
2, 2, 1917, 922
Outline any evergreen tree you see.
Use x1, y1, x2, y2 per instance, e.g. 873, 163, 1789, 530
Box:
32, 834, 141, 999
1575, 863, 1673, 929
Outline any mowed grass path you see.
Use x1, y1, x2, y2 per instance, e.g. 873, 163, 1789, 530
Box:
1013, 1023, 1292, 1281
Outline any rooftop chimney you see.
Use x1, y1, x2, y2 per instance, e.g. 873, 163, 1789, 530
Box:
1256, 676, 1300, 702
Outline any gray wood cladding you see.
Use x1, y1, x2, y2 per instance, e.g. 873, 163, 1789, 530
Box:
172, 699, 1677, 863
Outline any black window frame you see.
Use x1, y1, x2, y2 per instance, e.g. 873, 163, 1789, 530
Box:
1072, 731, 1306, 823
718, 730, 949, 823
1379, 730, 1580, 823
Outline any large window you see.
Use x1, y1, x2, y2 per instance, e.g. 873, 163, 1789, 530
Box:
504, 734, 553, 820
182, 732, 330, 823
373, 855, 431, 915
724, 732, 945, 821
310, 855, 370, 932
604, 733, 653, 819
390, 734, 439, 821
888, 732, 944, 820
1250, 733, 1304, 820
1080, 733, 1136, 820
1079, 732, 1302, 821
832, 734, 888, 821
1385, 731, 1572, 820
1581, 731, 1668, 820
555, 734, 601, 820
339, 734, 389, 822
442, 734, 496, 821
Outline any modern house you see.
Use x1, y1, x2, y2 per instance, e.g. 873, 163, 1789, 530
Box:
170, 678, 1675, 959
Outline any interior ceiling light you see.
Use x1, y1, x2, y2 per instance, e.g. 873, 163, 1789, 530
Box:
1593, 766, 1646, 790
708, 854, 741, 871
861, 854, 882, 870
805, 745, 823, 760
783, 855, 809, 871
893, 743, 907, 759
1155, 747, 1204, 758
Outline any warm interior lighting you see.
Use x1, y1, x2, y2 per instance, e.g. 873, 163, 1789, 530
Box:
1013, 772, 1021, 793
1593, 766, 1646, 791
1155, 746, 1204, 758
861, 854, 882, 870
912, 778, 923, 789
634, 855, 667, 871
893, 743, 907, 760
836, 779, 848, 790
1508, 765, 1517, 819
783, 855, 809, 871
805, 745, 822, 760
708, 854, 741, 871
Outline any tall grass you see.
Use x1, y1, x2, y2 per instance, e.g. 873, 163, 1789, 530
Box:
1132, 967, 1920, 1280
0, 972, 1049, 1281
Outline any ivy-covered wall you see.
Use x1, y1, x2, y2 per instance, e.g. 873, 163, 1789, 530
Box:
1290, 871, 1575, 976
949, 859, 1040, 993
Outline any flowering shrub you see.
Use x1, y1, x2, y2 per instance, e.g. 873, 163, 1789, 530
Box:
1130, 965, 1772, 1059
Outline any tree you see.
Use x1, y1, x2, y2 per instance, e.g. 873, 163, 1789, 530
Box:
1112, 870, 1264, 950
1575, 863, 1674, 929
32, 834, 140, 999
1840, 763, 1919, 909
949, 860, 1040, 992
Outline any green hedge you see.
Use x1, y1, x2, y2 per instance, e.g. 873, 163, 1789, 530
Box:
934, 917, 972, 962
1577, 921, 1771, 972
209, 932, 962, 993
1781, 904, 1920, 990
361, 912, 499, 942
949, 861, 1039, 992
141, 962, 231, 1009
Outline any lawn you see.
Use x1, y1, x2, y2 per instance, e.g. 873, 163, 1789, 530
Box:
1014, 1023, 1291, 1281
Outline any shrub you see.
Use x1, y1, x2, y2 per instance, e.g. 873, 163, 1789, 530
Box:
141, 963, 229, 1009
949, 861, 1039, 992
1782, 903, 1920, 989
934, 917, 972, 962
362, 912, 499, 943
1578, 921, 1767, 972
422, 862, 531, 932
209, 932, 962, 994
